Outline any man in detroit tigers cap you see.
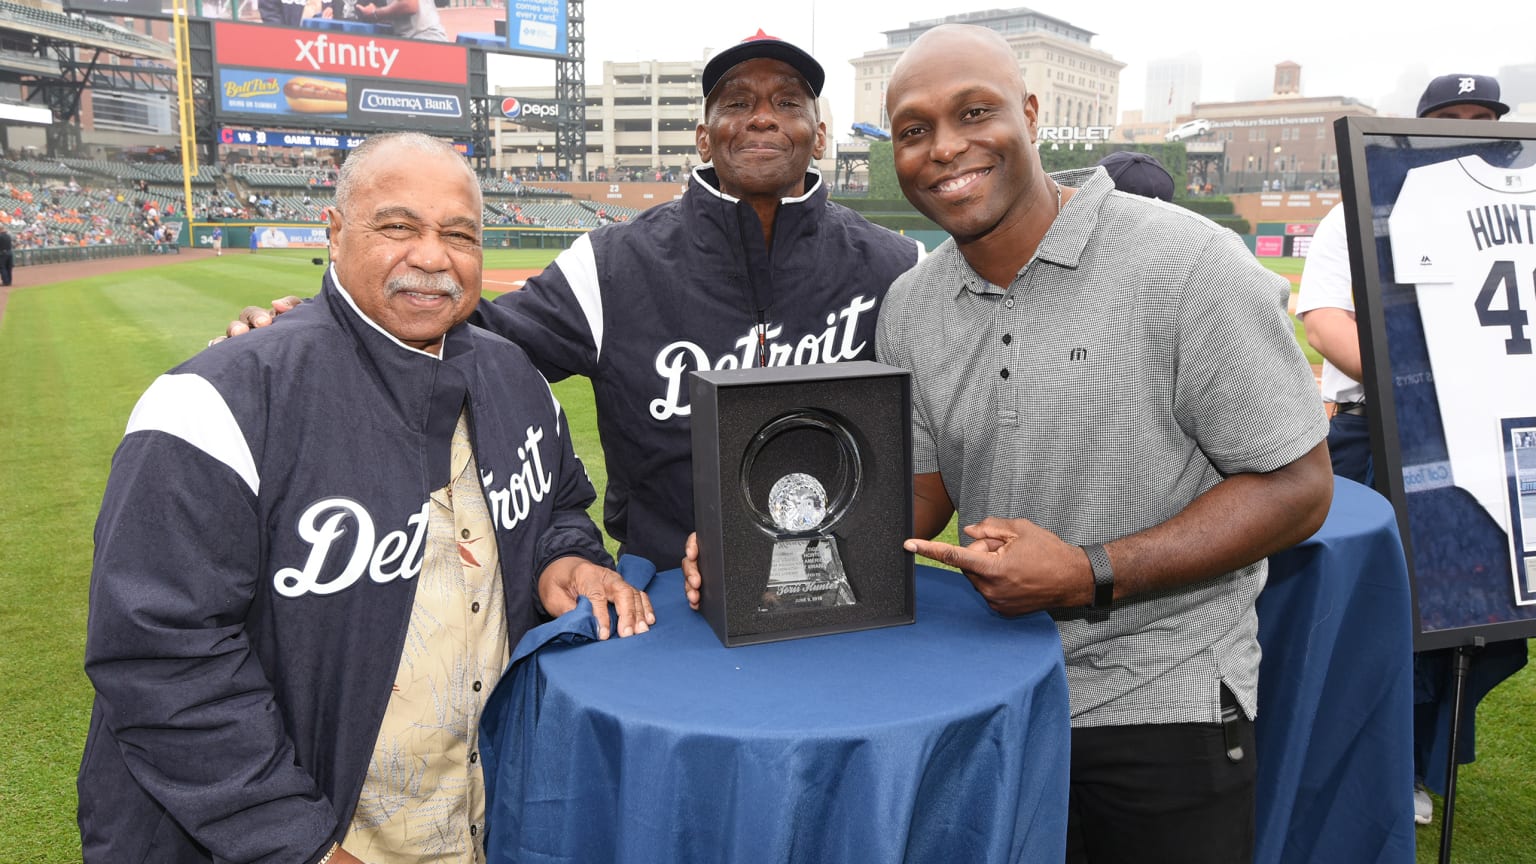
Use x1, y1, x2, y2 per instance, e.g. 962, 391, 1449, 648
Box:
1416, 73, 1510, 120
702, 28, 825, 100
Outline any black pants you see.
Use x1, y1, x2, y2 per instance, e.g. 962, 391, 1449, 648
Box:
0, 253, 11, 286
1065, 689, 1256, 864
1326, 411, 1373, 486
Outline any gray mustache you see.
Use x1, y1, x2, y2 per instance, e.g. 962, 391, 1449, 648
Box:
385, 271, 464, 300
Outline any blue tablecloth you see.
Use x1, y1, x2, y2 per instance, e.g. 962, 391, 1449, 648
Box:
1255, 476, 1416, 864
481, 562, 1069, 864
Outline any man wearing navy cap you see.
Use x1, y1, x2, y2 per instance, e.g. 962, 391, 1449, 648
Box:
1096, 151, 1175, 202
1297, 71, 1518, 828
226, 32, 923, 575
1415, 73, 1511, 120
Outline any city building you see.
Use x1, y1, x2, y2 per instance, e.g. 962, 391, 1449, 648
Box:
848, 7, 1125, 136
1144, 53, 1201, 125
1181, 63, 1378, 193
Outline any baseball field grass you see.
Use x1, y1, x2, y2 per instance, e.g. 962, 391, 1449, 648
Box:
0, 249, 1529, 862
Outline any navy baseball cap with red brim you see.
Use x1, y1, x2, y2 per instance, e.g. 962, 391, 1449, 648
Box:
703, 29, 825, 101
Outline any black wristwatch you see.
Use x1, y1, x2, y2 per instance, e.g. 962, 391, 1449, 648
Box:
1081, 543, 1113, 609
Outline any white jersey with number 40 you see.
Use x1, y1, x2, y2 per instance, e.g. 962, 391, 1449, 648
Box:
1389, 155, 1536, 544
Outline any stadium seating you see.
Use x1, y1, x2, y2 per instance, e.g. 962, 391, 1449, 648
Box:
479, 177, 569, 198
0, 152, 659, 255
230, 164, 336, 189
0, 0, 172, 58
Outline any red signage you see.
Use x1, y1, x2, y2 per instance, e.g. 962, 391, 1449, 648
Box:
1284, 222, 1317, 236
1255, 236, 1285, 257
214, 21, 466, 86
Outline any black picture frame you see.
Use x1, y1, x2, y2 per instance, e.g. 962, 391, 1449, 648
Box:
1335, 116, 1536, 651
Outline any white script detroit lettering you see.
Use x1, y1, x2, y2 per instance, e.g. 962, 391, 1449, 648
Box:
273, 425, 554, 597
648, 295, 878, 420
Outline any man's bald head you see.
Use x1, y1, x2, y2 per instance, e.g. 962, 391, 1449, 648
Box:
888, 24, 1027, 113
884, 21, 1053, 265
336, 132, 480, 214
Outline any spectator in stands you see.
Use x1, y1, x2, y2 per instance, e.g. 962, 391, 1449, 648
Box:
0, 224, 13, 287
223, 32, 923, 575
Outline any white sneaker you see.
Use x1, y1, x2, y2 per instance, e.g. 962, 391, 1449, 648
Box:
1414, 783, 1433, 825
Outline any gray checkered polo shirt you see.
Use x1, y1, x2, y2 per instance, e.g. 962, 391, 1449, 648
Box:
876, 167, 1327, 727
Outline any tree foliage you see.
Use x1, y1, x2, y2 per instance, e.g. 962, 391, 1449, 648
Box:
867, 140, 899, 199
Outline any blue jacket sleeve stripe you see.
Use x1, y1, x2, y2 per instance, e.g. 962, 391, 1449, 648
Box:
125, 373, 260, 496
551, 233, 604, 361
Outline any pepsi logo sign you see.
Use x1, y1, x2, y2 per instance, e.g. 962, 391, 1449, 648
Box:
501, 97, 559, 120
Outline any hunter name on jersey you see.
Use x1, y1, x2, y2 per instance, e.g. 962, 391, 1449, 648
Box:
1391, 154, 1536, 603
1466, 201, 1536, 252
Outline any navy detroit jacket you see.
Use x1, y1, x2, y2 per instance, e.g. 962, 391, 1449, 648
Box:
79, 270, 610, 863
475, 166, 923, 567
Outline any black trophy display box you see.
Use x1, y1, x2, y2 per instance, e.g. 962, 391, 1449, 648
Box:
690, 361, 914, 647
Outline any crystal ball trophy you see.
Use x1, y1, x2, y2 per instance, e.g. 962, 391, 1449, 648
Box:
690, 361, 914, 647
744, 412, 860, 613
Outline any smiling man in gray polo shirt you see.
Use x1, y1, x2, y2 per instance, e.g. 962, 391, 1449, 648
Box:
878, 25, 1333, 864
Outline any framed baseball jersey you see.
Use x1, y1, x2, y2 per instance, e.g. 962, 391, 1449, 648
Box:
1336, 117, 1536, 650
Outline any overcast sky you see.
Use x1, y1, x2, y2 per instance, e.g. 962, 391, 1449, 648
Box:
489, 1, 1536, 131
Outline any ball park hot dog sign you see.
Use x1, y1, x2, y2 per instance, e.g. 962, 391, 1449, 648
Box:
213, 21, 470, 133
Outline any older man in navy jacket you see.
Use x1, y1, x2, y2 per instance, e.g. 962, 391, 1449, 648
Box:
79, 133, 653, 864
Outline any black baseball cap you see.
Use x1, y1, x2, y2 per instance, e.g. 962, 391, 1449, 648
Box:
702, 29, 824, 101
1416, 74, 1509, 118
1098, 151, 1175, 202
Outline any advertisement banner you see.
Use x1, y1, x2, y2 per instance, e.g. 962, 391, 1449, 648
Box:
220, 128, 368, 149
69, 1, 513, 55
220, 69, 350, 121
219, 127, 473, 154
1254, 236, 1284, 257
355, 84, 465, 127
214, 20, 467, 85
499, 96, 561, 123
507, 0, 567, 57
252, 225, 330, 249
214, 22, 470, 132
